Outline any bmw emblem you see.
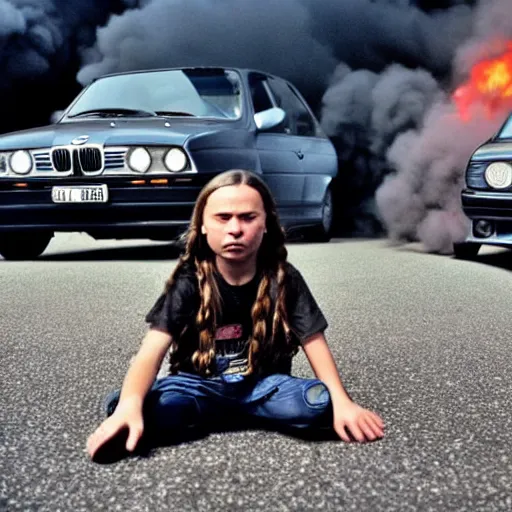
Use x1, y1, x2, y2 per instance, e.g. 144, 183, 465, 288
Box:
71, 135, 89, 145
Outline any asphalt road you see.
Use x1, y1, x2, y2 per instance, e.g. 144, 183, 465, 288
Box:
1, 234, 512, 511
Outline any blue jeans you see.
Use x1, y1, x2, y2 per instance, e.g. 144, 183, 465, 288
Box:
104, 371, 333, 440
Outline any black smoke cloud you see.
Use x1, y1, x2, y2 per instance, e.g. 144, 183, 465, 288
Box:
77, 0, 338, 103
2, 0, 503, 251
76, 0, 474, 104
304, 0, 473, 78
0, 0, 133, 134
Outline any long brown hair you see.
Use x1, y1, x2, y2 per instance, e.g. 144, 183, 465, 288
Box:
164, 169, 294, 376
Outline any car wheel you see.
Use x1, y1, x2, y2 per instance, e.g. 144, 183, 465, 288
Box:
304, 187, 334, 243
0, 232, 54, 261
453, 242, 481, 260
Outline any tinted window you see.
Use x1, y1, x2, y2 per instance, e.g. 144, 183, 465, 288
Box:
497, 115, 512, 139
248, 75, 273, 114
267, 78, 316, 136
66, 69, 243, 120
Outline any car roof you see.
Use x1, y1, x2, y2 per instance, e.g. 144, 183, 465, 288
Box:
93, 66, 280, 83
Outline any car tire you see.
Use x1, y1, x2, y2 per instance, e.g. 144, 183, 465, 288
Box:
0, 232, 54, 261
453, 242, 481, 260
304, 187, 334, 243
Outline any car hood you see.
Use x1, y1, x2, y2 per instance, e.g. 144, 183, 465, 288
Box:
0, 118, 245, 151
471, 140, 512, 161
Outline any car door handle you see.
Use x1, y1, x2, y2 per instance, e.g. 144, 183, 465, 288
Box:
295, 150, 304, 160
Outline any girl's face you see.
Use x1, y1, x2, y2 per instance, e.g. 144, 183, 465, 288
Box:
201, 184, 267, 263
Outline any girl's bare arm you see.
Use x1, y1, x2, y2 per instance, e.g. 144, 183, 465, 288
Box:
117, 328, 173, 407
86, 328, 172, 457
301, 332, 353, 405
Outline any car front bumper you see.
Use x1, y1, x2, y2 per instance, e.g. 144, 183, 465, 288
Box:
461, 189, 512, 246
0, 177, 202, 238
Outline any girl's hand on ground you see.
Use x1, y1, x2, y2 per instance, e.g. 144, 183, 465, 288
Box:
86, 399, 144, 459
333, 401, 384, 443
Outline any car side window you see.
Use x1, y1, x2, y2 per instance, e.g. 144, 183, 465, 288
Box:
288, 85, 320, 138
249, 77, 274, 114
267, 78, 316, 137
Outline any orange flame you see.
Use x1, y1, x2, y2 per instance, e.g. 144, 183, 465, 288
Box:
453, 42, 512, 122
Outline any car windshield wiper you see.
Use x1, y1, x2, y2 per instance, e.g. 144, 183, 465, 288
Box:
154, 111, 196, 117
67, 108, 157, 118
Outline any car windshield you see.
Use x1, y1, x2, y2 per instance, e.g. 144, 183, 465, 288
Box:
496, 115, 512, 139
65, 69, 243, 120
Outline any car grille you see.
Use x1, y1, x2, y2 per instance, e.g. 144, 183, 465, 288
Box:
33, 146, 127, 174
104, 149, 127, 170
52, 149, 72, 172
33, 150, 52, 171
78, 147, 102, 172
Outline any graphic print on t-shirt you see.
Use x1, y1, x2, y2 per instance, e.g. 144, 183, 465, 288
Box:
215, 323, 249, 374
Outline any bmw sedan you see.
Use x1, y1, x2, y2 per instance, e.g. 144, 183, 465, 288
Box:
0, 67, 338, 260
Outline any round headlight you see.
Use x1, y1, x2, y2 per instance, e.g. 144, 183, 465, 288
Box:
484, 162, 512, 189
164, 148, 187, 172
10, 150, 33, 175
128, 147, 151, 173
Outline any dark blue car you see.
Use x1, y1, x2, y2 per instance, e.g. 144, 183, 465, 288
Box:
456, 112, 512, 259
0, 67, 338, 260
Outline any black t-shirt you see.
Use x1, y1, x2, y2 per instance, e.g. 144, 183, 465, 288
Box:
145, 260, 328, 377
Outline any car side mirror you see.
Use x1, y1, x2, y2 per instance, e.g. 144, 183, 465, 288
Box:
254, 107, 286, 131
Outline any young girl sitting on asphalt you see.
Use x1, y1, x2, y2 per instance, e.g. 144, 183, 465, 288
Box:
86, 169, 384, 462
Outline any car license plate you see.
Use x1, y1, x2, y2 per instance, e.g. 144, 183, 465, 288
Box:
51, 184, 108, 203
